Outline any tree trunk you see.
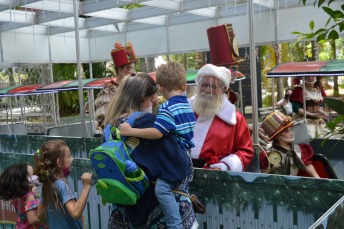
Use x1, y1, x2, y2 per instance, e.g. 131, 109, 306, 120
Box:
201, 52, 206, 68
183, 54, 187, 70
272, 44, 284, 100
331, 39, 339, 96
146, 57, 156, 72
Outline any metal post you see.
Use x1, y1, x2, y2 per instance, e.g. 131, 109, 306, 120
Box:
239, 80, 243, 113
9, 99, 14, 134
166, 16, 170, 56
0, 32, 3, 62
48, 27, 57, 126
18, 67, 24, 121
302, 77, 306, 121
55, 93, 61, 126
88, 31, 96, 135
41, 93, 46, 134
248, 0, 259, 172
272, 78, 275, 111
87, 90, 93, 137
73, 0, 85, 137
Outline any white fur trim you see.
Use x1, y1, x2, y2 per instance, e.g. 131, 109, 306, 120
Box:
195, 64, 231, 89
220, 154, 243, 172
217, 94, 236, 126
188, 95, 236, 159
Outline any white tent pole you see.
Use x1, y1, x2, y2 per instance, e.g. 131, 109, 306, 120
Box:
73, 0, 85, 137
88, 30, 96, 135
248, 0, 259, 172
48, 27, 57, 126
0, 32, 3, 62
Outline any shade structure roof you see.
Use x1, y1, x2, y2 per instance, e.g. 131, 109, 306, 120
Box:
0, 84, 44, 96
266, 60, 344, 78
0, 0, 341, 64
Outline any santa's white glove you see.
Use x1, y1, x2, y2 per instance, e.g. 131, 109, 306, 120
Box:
209, 163, 229, 171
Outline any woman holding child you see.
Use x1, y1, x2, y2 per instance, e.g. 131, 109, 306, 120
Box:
104, 67, 198, 228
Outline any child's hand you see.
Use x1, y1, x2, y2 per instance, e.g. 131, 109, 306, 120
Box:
119, 122, 132, 136
81, 173, 92, 187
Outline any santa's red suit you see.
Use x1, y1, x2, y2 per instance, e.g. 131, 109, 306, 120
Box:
188, 94, 253, 172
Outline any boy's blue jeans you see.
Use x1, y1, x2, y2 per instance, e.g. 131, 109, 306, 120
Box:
155, 178, 182, 229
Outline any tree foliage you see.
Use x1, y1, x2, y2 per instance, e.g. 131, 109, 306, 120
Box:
293, 0, 343, 43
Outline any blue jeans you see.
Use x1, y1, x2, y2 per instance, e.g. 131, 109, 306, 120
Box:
155, 178, 182, 229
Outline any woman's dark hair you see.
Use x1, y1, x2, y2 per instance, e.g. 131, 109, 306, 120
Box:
285, 88, 293, 100
285, 88, 293, 94
105, 72, 158, 126
34, 139, 68, 215
0, 163, 29, 200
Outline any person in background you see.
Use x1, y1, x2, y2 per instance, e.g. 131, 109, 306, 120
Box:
259, 111, 320, 178
290, 76, 328, 139
95, 42, 138, 130
276, 88, 294, 116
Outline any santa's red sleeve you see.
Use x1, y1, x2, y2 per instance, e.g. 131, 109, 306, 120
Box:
221, 112, 253, 171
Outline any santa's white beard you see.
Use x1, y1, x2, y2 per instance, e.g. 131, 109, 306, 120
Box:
192, 92, 223, 116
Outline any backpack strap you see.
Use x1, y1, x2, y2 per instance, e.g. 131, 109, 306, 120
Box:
109, 112, 142, 142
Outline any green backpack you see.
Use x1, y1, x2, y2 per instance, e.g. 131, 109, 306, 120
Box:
90, 112, 150, 205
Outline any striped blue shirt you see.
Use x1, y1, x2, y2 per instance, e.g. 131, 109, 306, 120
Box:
154, 95, 196, 150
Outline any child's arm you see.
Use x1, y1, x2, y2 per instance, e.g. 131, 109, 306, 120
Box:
26, 195, 45, 225
36, 202, 47, 224
65, 173, 92, 220
119, 122, 163, 139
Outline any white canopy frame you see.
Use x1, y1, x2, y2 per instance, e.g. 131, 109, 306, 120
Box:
0, 0, 341, 63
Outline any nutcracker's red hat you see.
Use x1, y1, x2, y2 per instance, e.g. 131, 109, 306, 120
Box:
110, 42, 137, 69
207, 24, 244, 66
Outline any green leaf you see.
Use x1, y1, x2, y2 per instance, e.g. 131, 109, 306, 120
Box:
328, 30, 339, 40
324, 98, 344, 115
305, 33, 318, 39
297, 35, 304, 42
340, 23, 344, 32
314, 28, 326, 34
302, 0, 306, 5
316, 33, 327, 42
318, 0, 326, 7
341, 4, 344, 11
291, 31, 303, 34
326, 122, 336, 131
320, 136, 331, 147
332, 10, 344, 18
322, 7, 334, 16
325, 17, 332, 28
309, 20, 314, 31
328, 0, 336, 5
333, 115, 344, 127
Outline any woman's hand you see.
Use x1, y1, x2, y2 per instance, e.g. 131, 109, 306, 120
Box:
313, 111, 328, 119
119, 122, 133, 136
151, 93, 160, 108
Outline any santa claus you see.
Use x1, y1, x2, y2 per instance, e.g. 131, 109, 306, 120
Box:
188, 64, 253, 171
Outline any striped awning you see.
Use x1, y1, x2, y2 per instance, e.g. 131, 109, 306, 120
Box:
267, 60, 344, 78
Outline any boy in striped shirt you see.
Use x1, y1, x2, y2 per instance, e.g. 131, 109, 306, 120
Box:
119, 61, 195, 229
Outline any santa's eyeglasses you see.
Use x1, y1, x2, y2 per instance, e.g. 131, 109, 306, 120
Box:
200, 83, 220, 90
